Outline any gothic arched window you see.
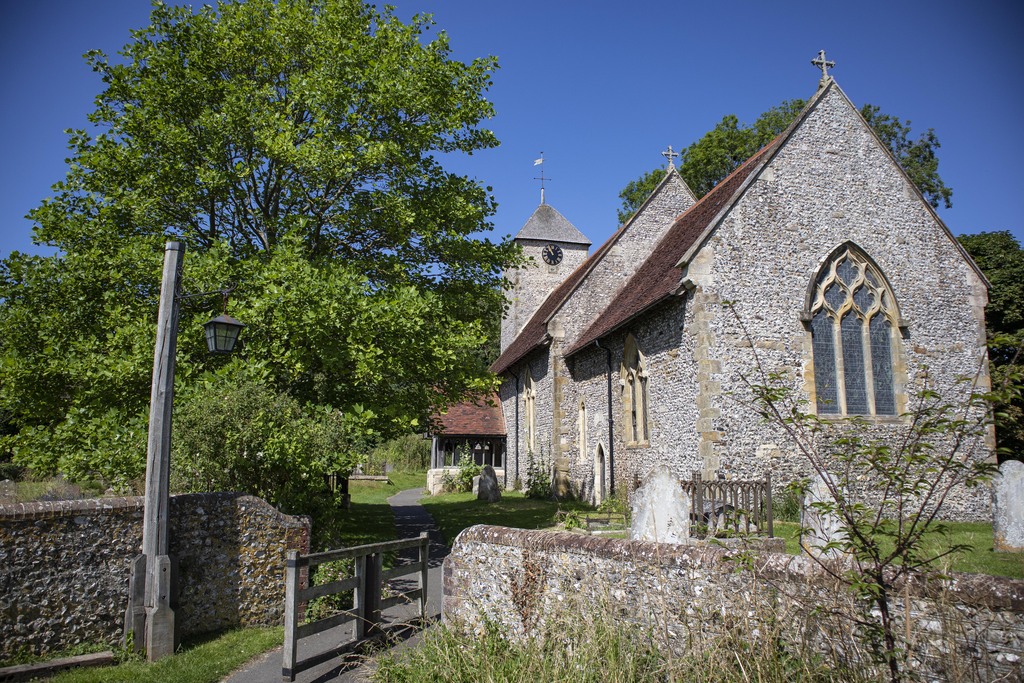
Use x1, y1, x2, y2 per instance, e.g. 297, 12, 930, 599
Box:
622, 335, 650, 445
524, 371, 537, 453
809, 244, 900, 416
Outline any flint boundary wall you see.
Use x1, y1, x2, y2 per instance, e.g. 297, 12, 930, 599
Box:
0, 492, 309, 658
444, 526, 1024, 682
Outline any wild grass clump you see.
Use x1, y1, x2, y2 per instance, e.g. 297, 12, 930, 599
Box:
375, 614, 664, 683
375, 587, 864, 683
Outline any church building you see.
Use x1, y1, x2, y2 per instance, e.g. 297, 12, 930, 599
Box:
435, 63, 994, 520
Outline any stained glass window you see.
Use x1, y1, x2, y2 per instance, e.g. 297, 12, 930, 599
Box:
812, 310, 839, 414
842, 314, 868, 414
871, 317, 895, 415
810, 246, 899, 416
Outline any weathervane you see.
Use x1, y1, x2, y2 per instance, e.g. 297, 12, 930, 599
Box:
662, 145, 679, 169
811, 49, 835, 84
533, 153, 551, 204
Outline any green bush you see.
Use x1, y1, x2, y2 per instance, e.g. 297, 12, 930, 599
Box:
366, 434, 430, 472
524, 449, 551, 499
442, 461, 482, 493
171, 374, 370, 514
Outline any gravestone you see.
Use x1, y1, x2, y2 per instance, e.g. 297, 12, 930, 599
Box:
994, 460, 1024, 551
630, 465, 690, 544
473, 465, 501, 503
801, 474, 845, 558
0, 480, 14, 505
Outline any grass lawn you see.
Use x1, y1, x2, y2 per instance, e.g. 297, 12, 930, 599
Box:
774, 520, 1024, 578
420, 490, 593, 545
329, 470, 426, 547
46, 627, 282, 683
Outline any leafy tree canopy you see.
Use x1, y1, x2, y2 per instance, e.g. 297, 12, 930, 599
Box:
958, 231, 1024, 460
617, 98, 952, 223
0, 0, 519, 492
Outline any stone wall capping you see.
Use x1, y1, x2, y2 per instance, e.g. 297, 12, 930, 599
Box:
453, 525, 1024, 612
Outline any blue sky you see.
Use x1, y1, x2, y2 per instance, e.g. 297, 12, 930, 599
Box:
1, 0, 1022, 261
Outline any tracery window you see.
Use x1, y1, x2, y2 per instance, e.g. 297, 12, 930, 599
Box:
622, 335, 650, 445
809, 245, 899, 416
525, 371, 537, 453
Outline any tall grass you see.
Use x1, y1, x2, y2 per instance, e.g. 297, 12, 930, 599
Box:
374, 585, 868, 683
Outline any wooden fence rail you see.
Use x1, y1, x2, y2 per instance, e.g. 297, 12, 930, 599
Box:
282, 532, 429, 682
680, 471, 774, 538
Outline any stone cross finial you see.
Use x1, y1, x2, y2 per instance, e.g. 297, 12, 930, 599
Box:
662, 145, 679, 169
811, 50, 835, 81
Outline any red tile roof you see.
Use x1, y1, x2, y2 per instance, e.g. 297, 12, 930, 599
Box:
432, 394, 506, 437
566, 140, 781, 356
490, 234, 618, 375
490, 172, 692, 375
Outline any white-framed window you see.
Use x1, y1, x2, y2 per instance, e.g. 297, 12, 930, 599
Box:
621, 335, 650, 445
808, 244, 901, 416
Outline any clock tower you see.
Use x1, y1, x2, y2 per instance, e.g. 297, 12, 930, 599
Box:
500, 203, 591, 354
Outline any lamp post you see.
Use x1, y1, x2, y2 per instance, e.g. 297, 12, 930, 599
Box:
124, 241, 243, 660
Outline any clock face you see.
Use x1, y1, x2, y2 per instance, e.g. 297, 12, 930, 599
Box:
542, 243, 563, 266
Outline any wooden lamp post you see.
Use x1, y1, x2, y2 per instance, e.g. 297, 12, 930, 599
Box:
124, 241, 243, 660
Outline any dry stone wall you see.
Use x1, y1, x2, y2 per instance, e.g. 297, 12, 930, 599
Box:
444, 526, 1024, 682
0, 492, 309, 658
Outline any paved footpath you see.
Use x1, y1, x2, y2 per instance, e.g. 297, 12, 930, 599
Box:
223, 488, 447, 683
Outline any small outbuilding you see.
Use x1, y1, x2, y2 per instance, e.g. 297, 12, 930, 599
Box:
427, 394, 506, 494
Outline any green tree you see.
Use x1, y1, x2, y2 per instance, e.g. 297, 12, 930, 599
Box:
617, 99, 951, 223
958, 231, 1024, 459
0, 0, 518, 493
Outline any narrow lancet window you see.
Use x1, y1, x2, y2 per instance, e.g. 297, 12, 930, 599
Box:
622, 335, 650, 445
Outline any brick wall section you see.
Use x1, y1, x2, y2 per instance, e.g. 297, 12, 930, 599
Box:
443, 526, 1024, 681
0, 492, 310, 658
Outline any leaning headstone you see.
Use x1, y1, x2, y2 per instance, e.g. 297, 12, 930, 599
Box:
473, 465, 501, 503
630, 465, 690, 544
994, 460, 1024, 551
0, 479, 14, 505
801, 474, 846, 558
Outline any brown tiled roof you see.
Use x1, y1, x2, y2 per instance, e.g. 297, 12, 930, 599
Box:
566, 140, 781, 356
490, 237, 615, 375
491, 171, 692, 375
432, 394, 506, 437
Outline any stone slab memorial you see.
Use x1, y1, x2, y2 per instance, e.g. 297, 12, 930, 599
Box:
801, 474, 846, 558
630, 464, 690, 544
473, 465, 501, 503
995, 460, 1024, 552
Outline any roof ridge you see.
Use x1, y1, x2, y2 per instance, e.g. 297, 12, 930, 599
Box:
491, 170, 697, 375
564, 110, 802, 357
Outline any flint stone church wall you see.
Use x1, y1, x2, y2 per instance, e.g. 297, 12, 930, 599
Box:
444, 526, 1024, 682
503, 85, 993, 521
0, 492, 310, 658
670, 86, 992, 520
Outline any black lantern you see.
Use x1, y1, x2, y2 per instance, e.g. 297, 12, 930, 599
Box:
203, 314, 245, 354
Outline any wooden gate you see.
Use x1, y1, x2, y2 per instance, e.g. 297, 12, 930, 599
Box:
282, 532, 429, 681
